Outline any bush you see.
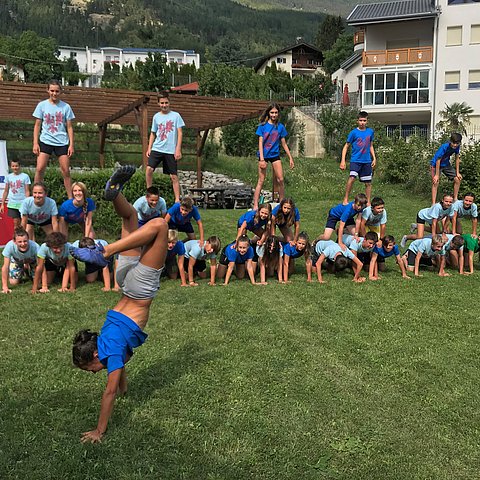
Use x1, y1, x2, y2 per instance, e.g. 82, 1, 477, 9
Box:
36, 168, 174, 237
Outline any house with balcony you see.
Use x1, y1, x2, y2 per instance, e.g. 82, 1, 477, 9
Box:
332, 0, 480, 138
57, 46, 200, 87
254, 42, 324, 77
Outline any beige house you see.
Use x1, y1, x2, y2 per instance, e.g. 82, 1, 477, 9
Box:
332, 0, 480, 139
255, 42, 324, 77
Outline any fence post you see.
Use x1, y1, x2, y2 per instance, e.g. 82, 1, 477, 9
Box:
293, 88, 296, 103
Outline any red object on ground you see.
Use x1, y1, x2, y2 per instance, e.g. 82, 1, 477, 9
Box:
0, 203, 14, 247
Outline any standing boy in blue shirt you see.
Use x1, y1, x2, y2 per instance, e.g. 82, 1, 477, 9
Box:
430, 133, 462, 205
340, 111, 376, 205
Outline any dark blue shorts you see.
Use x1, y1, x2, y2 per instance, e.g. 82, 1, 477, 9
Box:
39, 141, 69, 157
168, 221, 194, 234
325, 215, 355, 230
350, 162, 372, 183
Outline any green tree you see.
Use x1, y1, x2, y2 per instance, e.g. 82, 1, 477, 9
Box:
436, 102, 474, 137
205, 37, 247, 64
315, 15, 345, 52
322, 32, 354, 75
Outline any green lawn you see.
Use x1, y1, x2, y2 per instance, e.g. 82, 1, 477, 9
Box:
2, 156, 480, 480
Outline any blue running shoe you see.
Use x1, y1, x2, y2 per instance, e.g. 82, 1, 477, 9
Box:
104, 165, 136, 201
70, 244, 109, 267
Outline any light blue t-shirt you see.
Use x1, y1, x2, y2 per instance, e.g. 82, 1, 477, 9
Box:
20, 197, 58, 224
408, 238, 444, 257
315, 240, 355, 261
442, 234, 464, 253
361, 206, 387, 226
133, 195, 167, 222
451, 199, 478, 219
418, 203, 453, 224
33, 99, 75, 146
342, 235, 374, 253
151, 111, 185, 154
2, 239, 39, 264
346, 128, 374, 164
184, 240, 216, 261
37, 242, 72, 266
5, 172, 31, 209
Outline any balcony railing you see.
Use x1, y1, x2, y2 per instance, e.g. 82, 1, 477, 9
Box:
363, 47, 433, 66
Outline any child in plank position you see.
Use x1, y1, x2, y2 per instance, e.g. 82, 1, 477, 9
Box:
401, 235, 447, 277
368, 235, 409, 281
317, 194, 368, 250
0, 160, 31, 229
461, 233, 480, 274
183, 236, 221, 286
341, 231, 378, 266
217, 236, 256, 286
32, 231, 76, 293
165, 229, 187, 286
236, 203, 272, 246
271, 198, 300, 244
359, 197, 387, 239
442, 234, 465, 274
165, 197, 204, 244
70, 165, 168, 444
282, 232, 312, 283
1, 228, 39, 293
450, 193, 477, 236
133, 186, 167, 227
400, 194, 454, 248
257, 235, 284, 284
71, 237, 112, 291
430, 133, 462, 204
312, 240, 364, 284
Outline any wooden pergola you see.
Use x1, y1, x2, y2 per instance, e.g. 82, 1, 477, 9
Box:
0, 82, 274, 186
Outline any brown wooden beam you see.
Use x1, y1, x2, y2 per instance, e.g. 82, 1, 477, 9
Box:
195, 129, 210, 188
98, 96, 150, 127
98, 124, 107, 168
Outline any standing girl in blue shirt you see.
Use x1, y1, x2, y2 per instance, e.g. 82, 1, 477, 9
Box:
32, 80, 75, 198
253, 103, 294, 209
59, 182, 96, 239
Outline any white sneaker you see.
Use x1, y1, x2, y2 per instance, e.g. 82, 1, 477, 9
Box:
410, 223, 417, 233
400, 235, 408, 248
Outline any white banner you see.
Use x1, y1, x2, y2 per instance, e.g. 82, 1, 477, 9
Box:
0, 140, 8, 200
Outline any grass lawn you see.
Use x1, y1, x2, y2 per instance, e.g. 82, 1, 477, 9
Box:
2, 156, 480, 480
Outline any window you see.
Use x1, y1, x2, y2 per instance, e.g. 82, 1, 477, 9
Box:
105, 55, 111, 62
277, 57, 286, 64
363, 71, 429, 106
468, 70, 480, 89
445, 71, 460, 90
446, 26, 462, 46
70, 52, 77, 58
93, 60, 97, 64
471, 25, 480, 44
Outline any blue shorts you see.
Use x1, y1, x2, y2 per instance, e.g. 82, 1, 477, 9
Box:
325, 215, 355, 230
350, 162, 372, 183
168, 221, 194, 234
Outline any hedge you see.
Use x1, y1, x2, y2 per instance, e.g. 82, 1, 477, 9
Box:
30, 167, 174, 237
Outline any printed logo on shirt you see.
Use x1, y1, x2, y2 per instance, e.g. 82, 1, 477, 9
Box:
356, 135, 371, 156
157, 120, 174, 141
44, 111, 65, 134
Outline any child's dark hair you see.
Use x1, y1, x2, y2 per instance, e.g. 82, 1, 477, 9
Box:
79, 236, 95, 248
450, 133, 462, 144
440, 193, 453, 205
47, 79, 62, 88
237, 235, 250, 247
157, 90, 170, 100
297, 231, 312, 257
180, 197, 194, 211
32, 181, 48, 194
259, 102, 281, 125
358, 111, 368, 119
10, 159, 20, 165
146, 186, 159, 196
13, 227, 29, 240
354, 193, 368, 207
275, 198, 296, 228
72, 329, 98, 367
371, 197, 384, 208
46, 232, 67, 249
382, 235, 396, 247
207, 235, 222, 254
365, 231, 378, 242
254, 202, 272, 226
464, 192, 475, 200
262, 235, 282, 269
334, 254, 350, 272
450, 235, 464, 250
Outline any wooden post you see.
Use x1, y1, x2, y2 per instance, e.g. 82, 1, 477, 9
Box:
195, 129, 210, 188
141, 104, 148, 168
98, 124, 107, 168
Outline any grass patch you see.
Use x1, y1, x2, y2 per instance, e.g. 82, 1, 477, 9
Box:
2, 156, 480, 479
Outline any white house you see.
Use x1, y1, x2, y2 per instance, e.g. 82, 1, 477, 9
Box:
332, 0, 480, 139
58, 46, 200, 87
